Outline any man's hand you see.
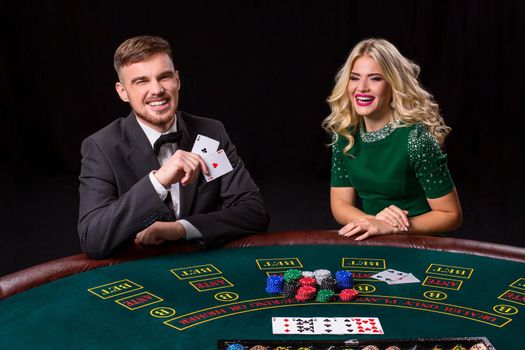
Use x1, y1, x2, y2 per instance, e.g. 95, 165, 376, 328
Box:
134, 221, 186, 245
338, 217, 400, 241
154, 150, 209, 187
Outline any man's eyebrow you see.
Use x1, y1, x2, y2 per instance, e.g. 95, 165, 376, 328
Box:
158, 70, 175, 77
130, 70, 175, 84
130, 75, 148, 84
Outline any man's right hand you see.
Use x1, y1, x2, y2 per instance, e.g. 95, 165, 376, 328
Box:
154, 150, 209, 187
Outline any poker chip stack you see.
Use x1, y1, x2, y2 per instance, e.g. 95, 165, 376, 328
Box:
313, 269, 332, 285
281, 269, 302, 298
335, 270, 354, 289
315, 289, 335, 302
339, 288, 359, 301
301, 270, 314, 278
295, 285, 317, 302
320, 276, 338, 292
266, 268, 359, 303
283, 269, 303, 283
298, 276, 317, 287
282, 280, 300, 298
265, 275, 284, 294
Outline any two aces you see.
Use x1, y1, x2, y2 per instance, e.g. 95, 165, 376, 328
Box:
191, 135, 233, 182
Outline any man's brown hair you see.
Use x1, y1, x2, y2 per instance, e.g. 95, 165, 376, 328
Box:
113, 35, 173, 75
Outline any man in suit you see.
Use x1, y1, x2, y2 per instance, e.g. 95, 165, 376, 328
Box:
78, 36, 269, 258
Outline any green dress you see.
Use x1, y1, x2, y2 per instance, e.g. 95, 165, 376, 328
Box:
331, 122, 454, 217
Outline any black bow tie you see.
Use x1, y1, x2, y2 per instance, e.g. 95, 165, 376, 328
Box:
153, 131, 182, 156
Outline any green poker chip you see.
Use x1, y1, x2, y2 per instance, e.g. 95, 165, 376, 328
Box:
283, 269, 303, 282
315, 289, 335, 302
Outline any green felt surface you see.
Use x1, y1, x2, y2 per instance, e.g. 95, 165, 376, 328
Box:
1, 245, 524, 349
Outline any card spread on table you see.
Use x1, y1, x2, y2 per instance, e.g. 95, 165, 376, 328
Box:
371, 269, 419, 284
191, 134, 220, 156
202, 149, 233, 182
272, 317, 383, 335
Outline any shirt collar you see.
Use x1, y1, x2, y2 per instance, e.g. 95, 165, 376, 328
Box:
136, 115, 178, 148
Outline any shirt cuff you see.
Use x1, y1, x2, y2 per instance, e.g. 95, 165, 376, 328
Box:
178, 219, 203, 240
149, 171, 169, 201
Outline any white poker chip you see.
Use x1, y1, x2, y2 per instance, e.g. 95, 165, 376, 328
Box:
302, 271, 314, 277
313, 269, 332, 284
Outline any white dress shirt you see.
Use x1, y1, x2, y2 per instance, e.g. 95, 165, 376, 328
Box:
136, 117, 202, 239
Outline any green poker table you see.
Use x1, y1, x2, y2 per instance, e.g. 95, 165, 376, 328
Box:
1, 231, 525, 349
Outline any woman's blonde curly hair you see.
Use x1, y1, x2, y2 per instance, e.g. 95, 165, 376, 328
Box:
322, 38, 450, 153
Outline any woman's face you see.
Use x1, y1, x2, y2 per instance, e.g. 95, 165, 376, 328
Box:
348, 55, 392, 123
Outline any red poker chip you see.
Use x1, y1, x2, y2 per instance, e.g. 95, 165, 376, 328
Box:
297, 285, 316, 294
340, 288, 359, 301
295, 295, 311, 302
299, 277, 317, 287
295, 285, 317, 301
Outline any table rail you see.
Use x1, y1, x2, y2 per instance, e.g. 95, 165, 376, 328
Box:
1, 231, 524, 300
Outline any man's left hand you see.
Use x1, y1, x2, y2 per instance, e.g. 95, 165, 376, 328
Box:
134, 221, 186, 245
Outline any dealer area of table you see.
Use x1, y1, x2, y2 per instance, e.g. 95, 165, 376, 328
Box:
1, 231, 524, 349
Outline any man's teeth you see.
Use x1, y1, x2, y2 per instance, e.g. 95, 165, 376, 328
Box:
148, 100, 167, 106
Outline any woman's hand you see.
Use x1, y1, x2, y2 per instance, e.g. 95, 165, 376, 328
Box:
375, 205, 409, 232
338, 217, 400, 241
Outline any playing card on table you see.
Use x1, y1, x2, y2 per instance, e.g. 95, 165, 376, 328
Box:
191, 134, 220, 157
313, 317, 357, 335
272, 317, 382, 335
350, 317, 384, 334
272, 317, 315, 334
371, 269, 408, 284
390, 273, 420, 284
202, 149, 233, 182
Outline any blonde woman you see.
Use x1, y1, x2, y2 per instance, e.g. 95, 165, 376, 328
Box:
322, 38, 462, 241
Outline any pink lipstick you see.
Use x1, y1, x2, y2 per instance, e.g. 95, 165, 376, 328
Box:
355, 94, 375, 106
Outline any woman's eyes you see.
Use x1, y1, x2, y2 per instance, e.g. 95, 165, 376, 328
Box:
349, 76, 383, 82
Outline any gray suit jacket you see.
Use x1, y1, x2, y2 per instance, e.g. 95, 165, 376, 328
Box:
78, 111, 269, 258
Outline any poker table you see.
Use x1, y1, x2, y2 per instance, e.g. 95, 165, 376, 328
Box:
1, 231, 525, 349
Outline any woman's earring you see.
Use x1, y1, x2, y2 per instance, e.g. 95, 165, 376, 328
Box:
390, 101, 395, 109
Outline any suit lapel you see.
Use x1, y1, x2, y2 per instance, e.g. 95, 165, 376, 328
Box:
121, 113, 160, 179
121, 111, 200, 218
177, 111, 200, 217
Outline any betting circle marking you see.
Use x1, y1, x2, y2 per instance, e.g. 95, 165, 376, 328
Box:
215, 291, 239, 302
150, 307, 176, 318
423, 290, 448, 301
354, 284, 376, 293
493, 304, 519, 315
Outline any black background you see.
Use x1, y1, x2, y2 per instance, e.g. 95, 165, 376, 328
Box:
1, 0, 524, 276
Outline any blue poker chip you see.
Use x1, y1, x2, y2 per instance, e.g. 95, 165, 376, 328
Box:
226, 344, 244, 350
335, 270, 354, 289
265, 275, 284, 294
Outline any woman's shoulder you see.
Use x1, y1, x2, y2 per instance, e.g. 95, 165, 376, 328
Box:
406, 122, 437, 143
405, 122, 442, 161
395, 122, 431, 140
